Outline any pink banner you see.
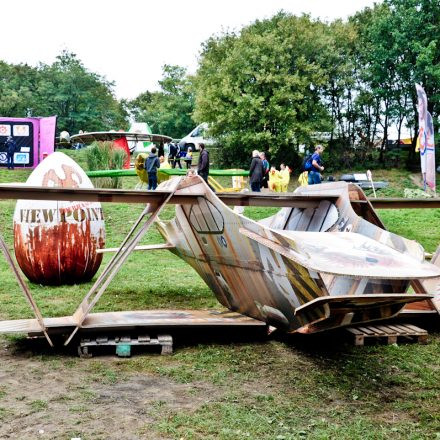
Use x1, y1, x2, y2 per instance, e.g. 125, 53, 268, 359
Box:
415, 84, 436, 191
39, 116, 57, 162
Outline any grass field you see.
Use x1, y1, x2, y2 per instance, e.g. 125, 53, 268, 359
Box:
0, 153, 439, 439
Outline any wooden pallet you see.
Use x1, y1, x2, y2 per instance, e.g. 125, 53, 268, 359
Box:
78, 334, 173, 358
346, 323, 428, 346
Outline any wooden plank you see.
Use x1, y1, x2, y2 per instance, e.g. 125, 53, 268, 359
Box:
0, 184, 337, 208
320, 204, 339, 232
375, 325, 397, 335
307, 201, 331, 232
1, 184, 439, 209
354, 335, 365, 346
294, 208, 315, 231
97, 243, 175, 254
371, 198, 440, 209
346, 327, 363, 335
402, 324, 427, 335
387, 324, 407, 334
393, 324, 412, 334
285, 208, 303, 230
367, 326, 386, 335
357, 326, 376, 335
0, 310, 265, 335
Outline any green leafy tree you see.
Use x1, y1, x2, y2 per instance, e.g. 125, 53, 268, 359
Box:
128, 65, 195, 139
0, 51, 128, 134
351, 0, 440, 167
34, 51, 128, 134
193, 13, 331, 168
0, 62, 39, 116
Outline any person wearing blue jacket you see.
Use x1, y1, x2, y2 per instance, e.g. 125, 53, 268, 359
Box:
145, 147, 161, 190
5, 136, 16, 170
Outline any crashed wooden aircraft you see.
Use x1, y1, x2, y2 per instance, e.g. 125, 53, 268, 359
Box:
156, 175, 440, 334
0, 171, 439, 347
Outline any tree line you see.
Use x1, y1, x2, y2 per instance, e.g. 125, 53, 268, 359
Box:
1, 0, 439, 170
193, 0, 439, 169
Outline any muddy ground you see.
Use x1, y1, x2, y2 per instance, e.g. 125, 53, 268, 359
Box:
0, 337, 218, 440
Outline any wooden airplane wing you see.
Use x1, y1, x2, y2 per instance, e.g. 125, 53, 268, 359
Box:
293, 293, 433, 333
240, 228, 440, 280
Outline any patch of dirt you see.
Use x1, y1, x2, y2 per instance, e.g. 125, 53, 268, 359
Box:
375, 410, 417, 424
0, 339, 218, 440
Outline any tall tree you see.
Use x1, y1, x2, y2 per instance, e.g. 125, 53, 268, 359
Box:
194, 13, 332, 167
0, 62, 39, 116
34, 51, 128, 134
128, 65, 195, 139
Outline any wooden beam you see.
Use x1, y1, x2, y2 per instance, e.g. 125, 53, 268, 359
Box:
369, 198, 440, 209
97, 243, 175, 254
0, 185, 335, 208
0, 184, 439, 209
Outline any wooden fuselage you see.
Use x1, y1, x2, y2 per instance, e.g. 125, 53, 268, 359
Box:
157, 176, 439, 333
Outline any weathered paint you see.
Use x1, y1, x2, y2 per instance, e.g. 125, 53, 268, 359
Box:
13, 152, 105, 285
156, 176, 439, 333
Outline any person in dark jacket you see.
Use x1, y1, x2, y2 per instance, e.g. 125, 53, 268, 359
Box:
197, 143, 210, 183
260, 151, 270, 190
169, 142, 182, 169
5, 136, 16, 170
249, 150, 263, 192
145, 147, 161, 190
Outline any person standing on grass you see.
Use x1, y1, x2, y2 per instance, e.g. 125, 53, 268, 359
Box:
5, 136, 16, 170
307, 145, 324, 185
260, 151, 270, 190
197, 143, 210, 183
145, 146, 160, 190
170, 142, 182, 169
184, 147, 193, 169
249, 150, 263, 192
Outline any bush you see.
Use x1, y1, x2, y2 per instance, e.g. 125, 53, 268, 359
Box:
85, 141, 127, 188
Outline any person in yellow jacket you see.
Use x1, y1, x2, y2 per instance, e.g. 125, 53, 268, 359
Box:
279, 163, 291, 192
135, 153, 149, 184
268, 166, 282, 192
298, 171, 308, 186
158, 155, 172, 183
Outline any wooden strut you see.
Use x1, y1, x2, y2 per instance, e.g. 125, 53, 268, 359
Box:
0, 234, 53, 347
64, 183, 179, 346
1, 184, 440, 209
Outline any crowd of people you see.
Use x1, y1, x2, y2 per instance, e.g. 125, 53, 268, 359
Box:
168, 142, 193, 169
144, 142, 209, 190
249, 150, 292, 192
143, 143, 324, 192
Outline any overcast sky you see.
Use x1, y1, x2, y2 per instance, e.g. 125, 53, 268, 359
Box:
2, 0, 379, 100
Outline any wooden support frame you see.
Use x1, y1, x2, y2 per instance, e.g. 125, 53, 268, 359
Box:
1, 184, 440, 209
64, 182, 179, 346
0, 234, 53, 347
